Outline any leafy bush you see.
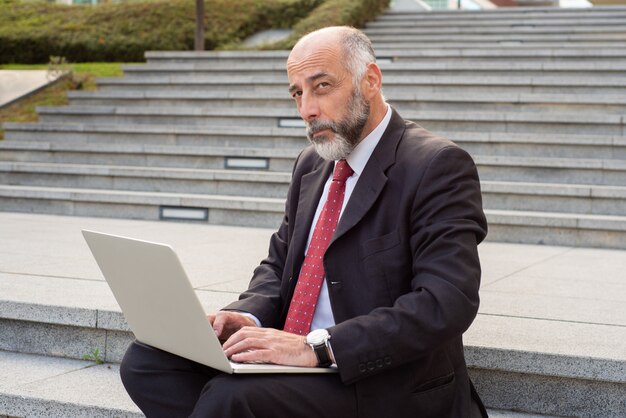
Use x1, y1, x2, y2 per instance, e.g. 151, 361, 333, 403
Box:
0, 0, 322, 63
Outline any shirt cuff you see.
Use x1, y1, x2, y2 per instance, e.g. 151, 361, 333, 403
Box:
237, 312, 262, 327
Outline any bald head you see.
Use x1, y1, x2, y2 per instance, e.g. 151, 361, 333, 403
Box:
286, 26, 387, 160
289, 26, 377, 86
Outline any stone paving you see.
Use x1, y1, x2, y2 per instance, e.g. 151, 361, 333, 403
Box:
0, 71, 64, 109
1, 211, 624, 369
7, 213, 626, 417
1, 211, 624, 416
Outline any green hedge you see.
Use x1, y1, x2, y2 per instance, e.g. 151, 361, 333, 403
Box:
0, 0, 321, 63
0, 0, 390, 63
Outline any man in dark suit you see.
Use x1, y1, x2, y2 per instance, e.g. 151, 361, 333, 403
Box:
121, 26, 488, 417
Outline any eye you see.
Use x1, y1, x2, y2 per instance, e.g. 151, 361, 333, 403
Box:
291, 90, 302, 99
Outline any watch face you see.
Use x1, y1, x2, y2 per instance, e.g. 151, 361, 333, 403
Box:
307, 329, 329, 345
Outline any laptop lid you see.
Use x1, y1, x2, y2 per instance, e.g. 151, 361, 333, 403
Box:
82, 230, 336, 374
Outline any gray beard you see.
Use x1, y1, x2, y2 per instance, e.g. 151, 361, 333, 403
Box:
308, 131, 354, 161
305, 88, 370, 161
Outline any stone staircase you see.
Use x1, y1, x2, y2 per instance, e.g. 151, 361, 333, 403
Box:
2, 7, 626, 249
1, 6, 626, 417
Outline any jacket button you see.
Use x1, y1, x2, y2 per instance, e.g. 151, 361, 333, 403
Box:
384, 356, 392, 365
376, 359, 383, 368
358, 363, 367, 373
367, 361, 375, 371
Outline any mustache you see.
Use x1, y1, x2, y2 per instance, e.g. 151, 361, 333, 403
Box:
306, 120, 338, 138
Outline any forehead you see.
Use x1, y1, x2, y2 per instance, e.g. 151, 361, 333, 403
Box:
286, 43, 346, 83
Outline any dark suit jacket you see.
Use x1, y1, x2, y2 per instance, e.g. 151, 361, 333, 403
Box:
226, 109, 488, 418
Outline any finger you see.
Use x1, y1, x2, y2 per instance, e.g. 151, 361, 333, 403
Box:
212, 313, 231, 338
224, 337, 267, 357
231, 349, 272, 364
223, 327, 267, 351
223, 327, 270, 350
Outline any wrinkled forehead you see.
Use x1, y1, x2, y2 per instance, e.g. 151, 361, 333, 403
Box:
286, 40, 346, 81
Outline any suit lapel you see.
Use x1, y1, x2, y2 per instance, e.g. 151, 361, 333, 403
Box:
288, 109, 407, 274
331, 109, 406, 244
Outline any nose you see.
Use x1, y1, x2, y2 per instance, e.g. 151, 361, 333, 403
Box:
298, 92, 320, 122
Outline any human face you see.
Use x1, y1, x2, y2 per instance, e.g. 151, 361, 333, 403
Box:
305, 87, 370, 161
287, 43, 371, 160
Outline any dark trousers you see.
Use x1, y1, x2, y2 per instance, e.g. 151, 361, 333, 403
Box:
120, 341, 486, 418
120, 341, 357, 418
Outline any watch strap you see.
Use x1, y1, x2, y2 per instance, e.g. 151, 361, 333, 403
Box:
312, 342, 332, 367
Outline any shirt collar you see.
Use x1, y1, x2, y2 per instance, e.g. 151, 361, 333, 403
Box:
341, 104, 392, 177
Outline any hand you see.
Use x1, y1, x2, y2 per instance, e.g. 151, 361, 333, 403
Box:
223, 327, 317, 367
207, 311, 257, 343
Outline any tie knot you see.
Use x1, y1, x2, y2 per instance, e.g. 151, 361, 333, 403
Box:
332, 159, 354, 183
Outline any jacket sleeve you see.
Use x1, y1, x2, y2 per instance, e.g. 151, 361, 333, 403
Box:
328, 145, 488, 384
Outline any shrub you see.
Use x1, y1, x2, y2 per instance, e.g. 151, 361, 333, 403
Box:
0, 0, 322, 63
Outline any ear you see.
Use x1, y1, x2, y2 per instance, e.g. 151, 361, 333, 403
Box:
361, 63, 382, 100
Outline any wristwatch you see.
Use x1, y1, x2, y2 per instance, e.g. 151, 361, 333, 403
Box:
306, 329, 333, 367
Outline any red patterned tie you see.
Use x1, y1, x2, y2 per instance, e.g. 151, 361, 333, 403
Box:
284, 159, 354, 335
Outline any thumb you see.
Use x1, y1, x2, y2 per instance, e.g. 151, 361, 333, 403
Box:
212, 314, 225, 337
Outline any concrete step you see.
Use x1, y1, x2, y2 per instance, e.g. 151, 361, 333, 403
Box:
0, 184, 284, 228
4, 124, 625, 160
365, 20, 626, 34
93, 74, 626, 96
366, 12, 626, 30
93, 73, 626, 89
371, 42, 626, 50
0, 162, 291, 198
365, 27, 626, 37
144, 49, 626, 64
0, 141, 300, 172
0, 272, 239, 365
372, 39, 626, 49
0, 212, 624, 416
375, 7, 626, 20
448, 131, 626, 160
384, 5, 626, 12
0, 351, 142, 418
385, 15, 618, 27
1, 162, 625, 216
117, 68, 626, 78
0, 153, 621, 206
34, 106, 626, 136
1, 122, 307, 151
0, 351, 563, 418
474, 155, 626, 186
0, 185, 625, 248
485, 209, 626, 249
66, 90, 626, 115
121, 61, 626, 78
481, 181, 626, 217
367, 25, 626, 37
374, 47, 626, 63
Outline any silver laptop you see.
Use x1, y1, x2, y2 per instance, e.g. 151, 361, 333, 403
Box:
82, 229, 336, 374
